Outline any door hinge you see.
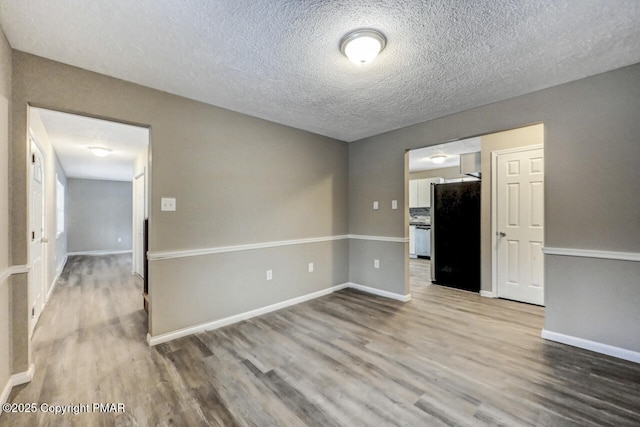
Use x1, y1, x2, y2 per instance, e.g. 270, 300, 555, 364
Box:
32, 231, 35, 240
32, 153, 36, 164
31, 307, 35, 317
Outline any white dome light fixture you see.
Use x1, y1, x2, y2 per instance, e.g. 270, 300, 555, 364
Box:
89, 147, 112, 158
430, 154, 447, 164
340, 29, 386, 65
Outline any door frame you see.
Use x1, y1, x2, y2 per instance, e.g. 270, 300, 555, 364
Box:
133, 170, 146, 277
490, 143, 544, 298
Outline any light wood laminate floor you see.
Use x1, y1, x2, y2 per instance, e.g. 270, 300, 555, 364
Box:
3, 254, 639, 426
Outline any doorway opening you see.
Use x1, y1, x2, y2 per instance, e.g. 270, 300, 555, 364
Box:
27, 106, 150, 336
406, 123, 544, 306
407, 137, 481, 294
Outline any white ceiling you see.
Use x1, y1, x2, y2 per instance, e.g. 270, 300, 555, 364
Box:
3, 1, 640, 142
409, 137, 480, 172
34, 108, 148, 181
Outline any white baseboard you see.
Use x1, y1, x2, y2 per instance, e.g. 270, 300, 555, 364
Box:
541, 329, 640, 364
347, 282, 412, 302
0, 377, 11, 408
480, 290, 496, 298
0, 364, 35, 407
47, 256, 67, 302
147, 281, 411, 346
67, 250, 132, 256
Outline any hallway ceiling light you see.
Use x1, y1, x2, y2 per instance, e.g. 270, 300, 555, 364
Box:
89, 147, 112, 157
340, 29, 386, 65
430, 154, 447, 164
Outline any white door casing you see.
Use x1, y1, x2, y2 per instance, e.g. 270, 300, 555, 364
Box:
29, 138, 46, 336
133, 172, 145, 277
493, 146, 544, 305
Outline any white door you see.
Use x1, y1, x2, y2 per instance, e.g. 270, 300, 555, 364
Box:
133, 173, 145, 277
495, 147, 544, 305
29, 139, 46, 335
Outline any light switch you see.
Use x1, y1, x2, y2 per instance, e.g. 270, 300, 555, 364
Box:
161, 197, 176, 211
392, 200, 398, 209
373, 201, 379, 210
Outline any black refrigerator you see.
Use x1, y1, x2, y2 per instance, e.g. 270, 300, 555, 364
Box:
430, 181, 481, 292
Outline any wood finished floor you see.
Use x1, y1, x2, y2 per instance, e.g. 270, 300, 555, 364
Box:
3, 255, 640, 426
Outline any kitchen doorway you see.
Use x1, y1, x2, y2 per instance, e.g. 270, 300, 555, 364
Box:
406, 123, 545, 301
407, 137, 481, 292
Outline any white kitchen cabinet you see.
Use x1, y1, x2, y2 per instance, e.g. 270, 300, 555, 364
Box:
409, 178, 442, 207
409, 180, 419, 208
409, 225, 417, 258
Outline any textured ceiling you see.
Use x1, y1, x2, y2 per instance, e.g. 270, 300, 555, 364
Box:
3, 1, 640, 142
409, 137, 480, 172
34, 108, 148, 181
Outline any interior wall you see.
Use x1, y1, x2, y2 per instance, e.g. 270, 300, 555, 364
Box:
66, 179, 133, 254
10, 51, 349, 342
0, 25, 12, 400
349, 62, 640, 355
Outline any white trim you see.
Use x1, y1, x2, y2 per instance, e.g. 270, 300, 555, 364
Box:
347, 282, 412, 302
147, 281, 411, 346
491, 144, 544, 298
10, 364, 35, 386
1, 364, 35, 407
47, 256, 67, 302
348, 235, 408, 243
67, 249, 133, 256
148, 283, 350, 346
148, 235, 349, 261
542, 247, 640, 262
0, 265, 30, 284
542, 329, 640, 364
148, 234, 407, 261
480, 290, 496, 298
0, 378, 10, 408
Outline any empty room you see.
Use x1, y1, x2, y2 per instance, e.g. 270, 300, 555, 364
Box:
1, 1, 640, 426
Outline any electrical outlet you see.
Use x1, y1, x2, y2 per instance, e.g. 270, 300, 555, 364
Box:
373, 201, 379, 210
161, 197, 176, 211
117, 237, 122, 242
392, 200, 398, 209
266, 270, 273, 280
308, 262, 314, 273
374, 259, 380, 269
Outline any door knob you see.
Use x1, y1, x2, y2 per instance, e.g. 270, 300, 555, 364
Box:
497, 231, 506, 237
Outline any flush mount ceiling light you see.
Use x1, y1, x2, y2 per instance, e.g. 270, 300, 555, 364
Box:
430, 154, 447, 164
89, 147, 112, 157
340, 29, 386, 65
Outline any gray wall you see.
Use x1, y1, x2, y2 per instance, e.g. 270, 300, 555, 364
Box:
67, 178, 132, 254
0, 25, 11, 393
10, 52, 349, 343
349, 63, 640, 353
